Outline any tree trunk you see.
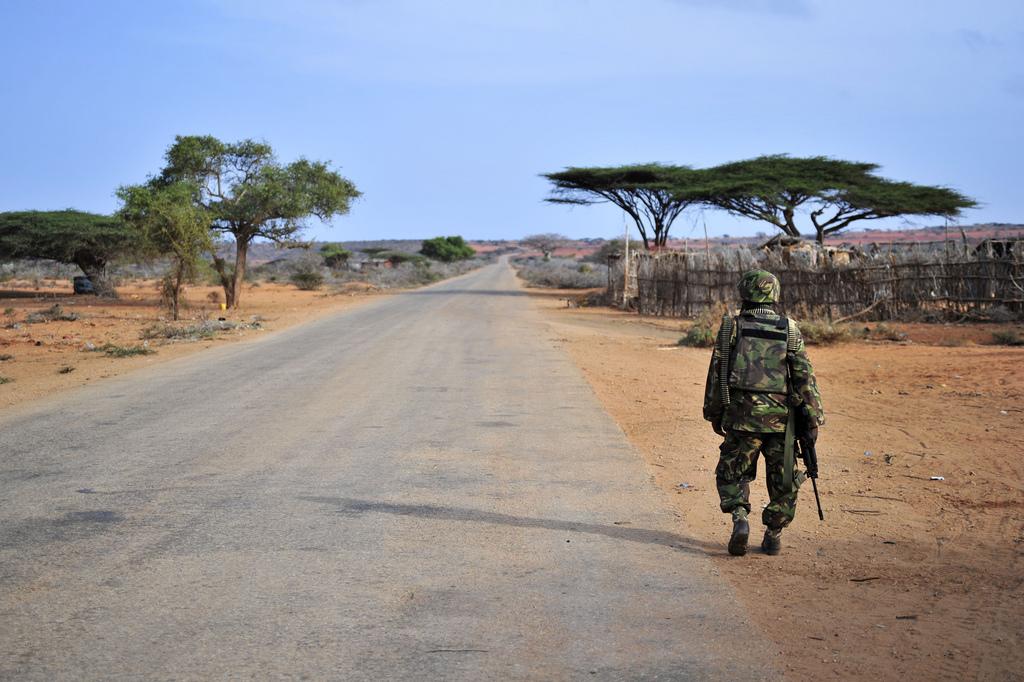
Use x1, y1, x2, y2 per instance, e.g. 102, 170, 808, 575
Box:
782, 207, 801, 238
654, 217, 668, 248
76, 259, 118, 298
171, 260, 185, 321
230, 239, 249, 309
211, 255, 235, 309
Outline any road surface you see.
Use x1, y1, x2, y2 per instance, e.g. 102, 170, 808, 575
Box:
0, 261, 773, 680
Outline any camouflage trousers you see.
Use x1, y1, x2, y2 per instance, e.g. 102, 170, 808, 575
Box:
715, 429, 805, 529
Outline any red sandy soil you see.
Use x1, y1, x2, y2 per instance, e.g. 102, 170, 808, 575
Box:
0, 279, 384, 411
530, 289, 1024, 681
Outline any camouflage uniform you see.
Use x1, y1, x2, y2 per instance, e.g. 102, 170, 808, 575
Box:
703, 270, 824, 534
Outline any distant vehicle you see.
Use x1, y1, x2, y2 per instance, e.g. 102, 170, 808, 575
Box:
73, 276, 96, 295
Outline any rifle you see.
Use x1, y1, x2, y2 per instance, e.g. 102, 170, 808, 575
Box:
795, 435, 824, 521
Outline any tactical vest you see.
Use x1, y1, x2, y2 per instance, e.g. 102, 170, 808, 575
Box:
718, 313, 797, 407
730, 315, 790, 394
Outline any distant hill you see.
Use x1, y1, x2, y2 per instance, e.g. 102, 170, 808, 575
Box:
215, 224, 1024, 265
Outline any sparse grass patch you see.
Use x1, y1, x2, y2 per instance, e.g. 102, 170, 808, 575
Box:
0, 376, 13, 384
90, 343, 155, 358
868, 323, 909, 342
992, 330, 1024, 346
25, 304, 79, 323
0, 354, 12, 361
141, 319, 261, 342
58, 365, 75, 374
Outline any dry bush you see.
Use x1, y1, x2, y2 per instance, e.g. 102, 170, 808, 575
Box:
141, 319, 261, 341
516, 258, 608, 288
992, 330, 1024, 346
797, 320, 855, 345
25, 304, 79, 323
88, 343, 155, 358
678, 305, 729, 347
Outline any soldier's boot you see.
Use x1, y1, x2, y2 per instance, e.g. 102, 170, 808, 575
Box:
761, 527, 782, 556
728, 512, 750, 556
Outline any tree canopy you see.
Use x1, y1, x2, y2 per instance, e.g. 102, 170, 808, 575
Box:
420, 236, 475, 262
701, 155, 977, 243
155, 135, 361, 308
319, 243, 352, 269
0, 210, 139, 297
542, 164, 702, 249
520, 233, 568, 260
117, 181, 212, 319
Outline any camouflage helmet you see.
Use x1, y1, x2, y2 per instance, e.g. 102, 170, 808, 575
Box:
737, 269, 781, 303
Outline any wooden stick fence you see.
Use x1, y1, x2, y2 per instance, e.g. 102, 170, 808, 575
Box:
607, 250, 1024, 321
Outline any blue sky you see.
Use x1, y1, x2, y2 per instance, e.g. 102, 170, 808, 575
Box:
1, 0, 1021, 242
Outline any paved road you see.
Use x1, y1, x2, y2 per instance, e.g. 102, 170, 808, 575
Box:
0, 262, 772, 680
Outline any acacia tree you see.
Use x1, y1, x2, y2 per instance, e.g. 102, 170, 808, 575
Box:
520, 233, 568, 260
420, 236, 475, 262
319, 243, 352, 269
157, 135, 361, 308
542, 164, 702, 249
117, 182, 211, 320
0, 210, 139, 297
703, 155, 976, 243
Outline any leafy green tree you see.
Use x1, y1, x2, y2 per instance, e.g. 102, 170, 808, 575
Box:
156, 135, 361, 308
521, 233, 568, 260
542, 164, 702, 249
319, 243, 352, 269
0, 210, 139, 297
702, 155, 977, 243
420, 236, 475, 262
117, 181, 212, 320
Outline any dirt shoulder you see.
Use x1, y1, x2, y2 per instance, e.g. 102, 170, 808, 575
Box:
530, 289, 1024, 681
0, 280, 387, 411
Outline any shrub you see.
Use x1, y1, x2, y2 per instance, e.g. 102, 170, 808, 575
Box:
0, 354, 12, 361
798, 320, 854, 345
992, 330, 1024, 346
678, 306, 727, 347
379, 251, 427, 266
330, 258, 485, 290
516, 258, 608, 288
420, 236, 476, 262
290, 271, 325, 291
0, 376, 12, 384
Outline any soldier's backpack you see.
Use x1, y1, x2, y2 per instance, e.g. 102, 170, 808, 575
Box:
718, 313, 799, 406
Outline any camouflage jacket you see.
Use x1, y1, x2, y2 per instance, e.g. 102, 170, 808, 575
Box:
703, 306, 825, 433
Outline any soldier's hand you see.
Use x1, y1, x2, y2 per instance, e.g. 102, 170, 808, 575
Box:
713, 418, 727, 437
802, 425, 818, 444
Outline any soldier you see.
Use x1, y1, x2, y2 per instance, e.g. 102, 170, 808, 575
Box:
703, 270, 824, 556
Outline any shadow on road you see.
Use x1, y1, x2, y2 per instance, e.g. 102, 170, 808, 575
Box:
401, 289, 530, 297
299, 496, 717, 556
